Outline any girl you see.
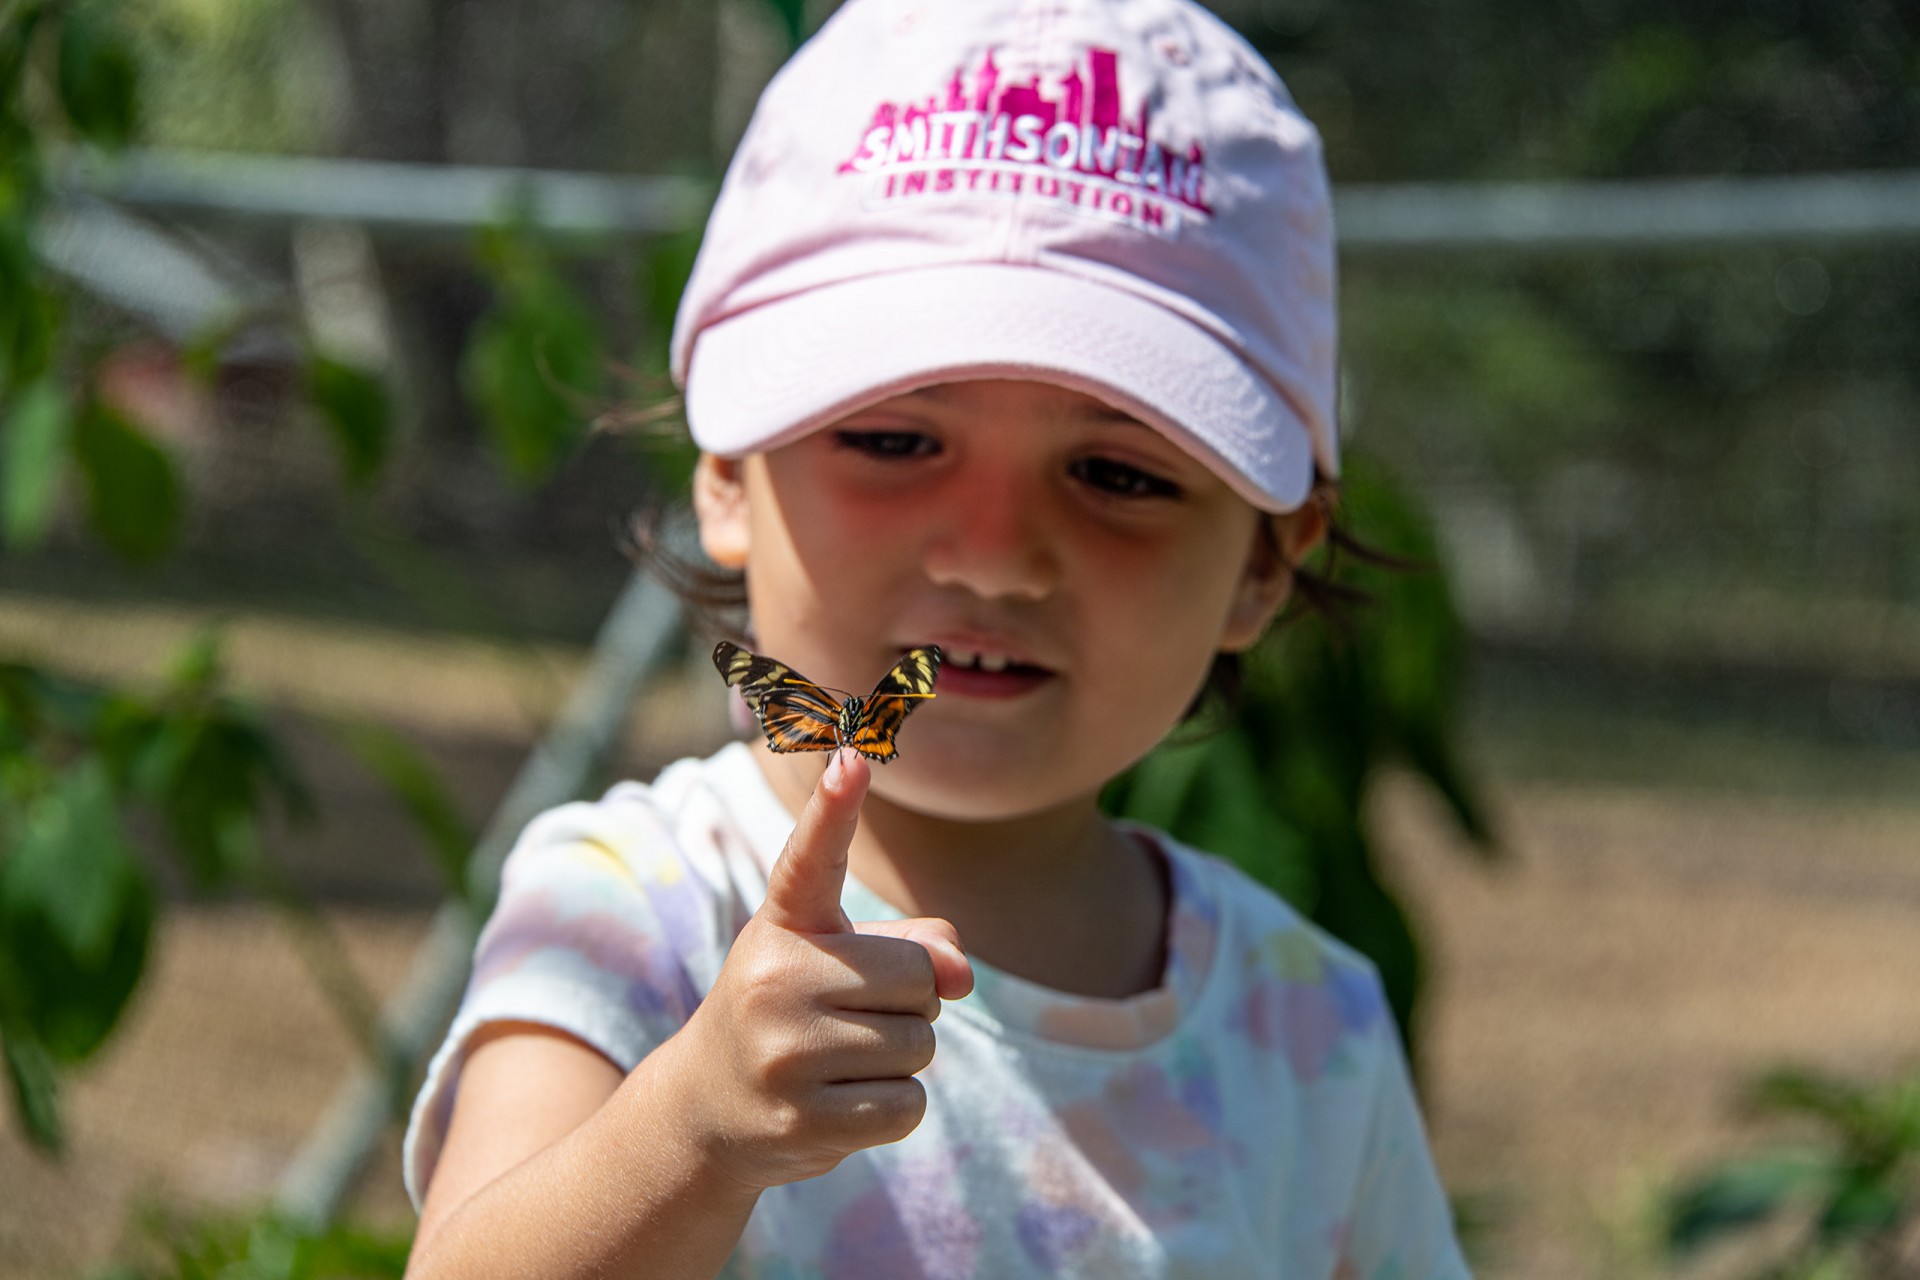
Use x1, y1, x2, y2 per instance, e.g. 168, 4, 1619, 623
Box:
403, 1, 1470, 1277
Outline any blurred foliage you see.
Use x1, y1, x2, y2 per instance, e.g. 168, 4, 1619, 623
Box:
0, 626, 474, 1150
0, 3, 473, 1157
1236, 1, 1920, 635
1244, 0, 1917, 183
305, 352, 393, 489
1340, 248, 1920, 625
1664, 1064, 1920, 1278
96, 1204, 410, 1280
463, 217, 608, 483
117, 0, 336, 155
1, 2, 176, 563
762, 0, 808, 50
1106, 450, 1497, 1059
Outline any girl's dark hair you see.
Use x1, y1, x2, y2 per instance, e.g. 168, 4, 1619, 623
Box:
616, 464, 1418, 727
615, 497, 749, 639
1183, 472, 1424, 726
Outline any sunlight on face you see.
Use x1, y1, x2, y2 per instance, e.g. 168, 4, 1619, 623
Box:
696, 380, 1300, 822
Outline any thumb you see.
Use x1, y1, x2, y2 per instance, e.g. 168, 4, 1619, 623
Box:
760, 748, 868, 935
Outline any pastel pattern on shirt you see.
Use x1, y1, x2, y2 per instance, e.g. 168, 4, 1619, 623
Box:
403, 743, 1470, 1280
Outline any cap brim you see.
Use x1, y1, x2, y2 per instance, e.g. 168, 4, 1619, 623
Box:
682, 263, 1318, 512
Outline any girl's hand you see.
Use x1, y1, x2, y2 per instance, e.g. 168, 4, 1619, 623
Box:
669, 748, 973, 1190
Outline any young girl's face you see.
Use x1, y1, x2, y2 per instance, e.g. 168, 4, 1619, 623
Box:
695, 379, 1314, 823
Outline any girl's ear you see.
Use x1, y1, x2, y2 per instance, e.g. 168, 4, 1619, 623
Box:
692, 452, 751, 569
1219, 499, 1330, 652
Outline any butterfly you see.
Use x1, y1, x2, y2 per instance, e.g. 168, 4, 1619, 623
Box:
712, 641, 942, 763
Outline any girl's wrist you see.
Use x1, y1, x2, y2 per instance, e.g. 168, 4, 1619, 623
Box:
622, 1022, 771, 1206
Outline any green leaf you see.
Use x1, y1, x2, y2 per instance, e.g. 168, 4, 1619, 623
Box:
0, 757, 153, 1062
1816, 1171, 1905, 1239
0, 218, 56, 388
55, 5, 138, 149
1184, 735, 1318, 909
1108, 737, 1214, 831
639, 230, 702, 347
164, 627, 226, 695
0, 660, 97, 754
123, 661, 316, 891
305, 353, 390, 487
149, 712, 313, 887
179, 312, 247, 388
462, 223, 603, 484
98, 1206, 414, 1279
1749, 1067, 1869, 1122
0, 6, 45, 87
4, 758, 133, 959
759, 0, 807, 48
1, 378, 71, 549
1397, 717, 1500, 853
323, 716, 475, 900
462, 294, 599, 482
1665, 1152, 1835, 1254
72, 399, 181, 564
1, 1029, 61, 1151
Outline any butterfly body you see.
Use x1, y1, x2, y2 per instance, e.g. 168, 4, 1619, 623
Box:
713, 641, 942, 763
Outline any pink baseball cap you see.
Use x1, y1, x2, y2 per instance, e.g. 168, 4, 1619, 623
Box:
671, 0, 1337, 512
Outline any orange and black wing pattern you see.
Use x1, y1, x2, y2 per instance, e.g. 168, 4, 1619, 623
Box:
845, 646, 943, 763
712, 641, 941, 762
712, 640, 842, 753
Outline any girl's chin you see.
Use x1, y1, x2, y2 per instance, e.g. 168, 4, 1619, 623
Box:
866, 752, 1112, 825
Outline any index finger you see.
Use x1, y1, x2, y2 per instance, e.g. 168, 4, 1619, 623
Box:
759, 748, 869, 935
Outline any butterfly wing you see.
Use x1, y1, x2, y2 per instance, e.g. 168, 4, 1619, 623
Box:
846, 646, 942, 762
712, 640, 844, 753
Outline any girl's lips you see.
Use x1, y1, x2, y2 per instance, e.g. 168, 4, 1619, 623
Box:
934, 661, 1053, 700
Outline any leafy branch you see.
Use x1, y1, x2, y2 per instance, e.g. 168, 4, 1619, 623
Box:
1665, 1065, 1920, 1279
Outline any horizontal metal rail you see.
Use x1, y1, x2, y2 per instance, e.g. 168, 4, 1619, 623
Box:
1332, 170, 1920, 252
58, 149, 712, 239
57, 149, 1920, 250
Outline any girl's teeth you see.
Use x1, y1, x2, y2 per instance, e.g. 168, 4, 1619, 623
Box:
939, 648, 1018, 672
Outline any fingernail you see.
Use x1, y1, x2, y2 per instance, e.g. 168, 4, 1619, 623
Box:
823, 749, 845, 789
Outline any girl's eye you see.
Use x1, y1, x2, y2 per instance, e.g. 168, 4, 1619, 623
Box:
1071, 456, 1182, 499
832, 429, 939, 459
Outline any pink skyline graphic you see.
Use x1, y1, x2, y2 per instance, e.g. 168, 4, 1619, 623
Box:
837, 45, 1212, 217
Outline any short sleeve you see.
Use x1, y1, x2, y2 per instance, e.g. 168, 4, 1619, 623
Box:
401, 791, 734, 1207
1339, 1022, 1473, 1280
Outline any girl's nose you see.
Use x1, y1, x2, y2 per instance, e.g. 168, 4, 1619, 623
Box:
920, 475, 1060, 602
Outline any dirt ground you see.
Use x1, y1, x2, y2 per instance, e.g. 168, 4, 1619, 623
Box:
1375, 773, 1920, 1279
3, 591, 1918, 1278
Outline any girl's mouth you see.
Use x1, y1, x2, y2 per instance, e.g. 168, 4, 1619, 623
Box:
932, 647, 1054, 699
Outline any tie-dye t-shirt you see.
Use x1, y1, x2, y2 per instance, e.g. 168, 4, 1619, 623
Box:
404, 743, 1469, 1280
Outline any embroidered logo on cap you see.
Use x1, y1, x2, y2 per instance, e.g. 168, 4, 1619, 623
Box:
837, 46, 1211, 235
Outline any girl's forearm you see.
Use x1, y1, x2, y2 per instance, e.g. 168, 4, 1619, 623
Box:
405, 1035, 762, 1280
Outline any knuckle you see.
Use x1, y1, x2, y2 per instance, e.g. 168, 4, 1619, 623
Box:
757, 1095, 816, 1153
870, 937, 938, 1015
718, 949, 783, 1014
762, 1020, 823, 1085
900, 940, 937, 990
736, 946, 796, 1001
860, 1080, 927, 1143
902, 1017, 936, 1070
